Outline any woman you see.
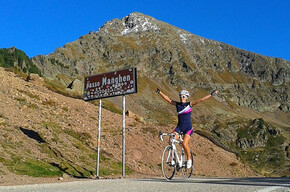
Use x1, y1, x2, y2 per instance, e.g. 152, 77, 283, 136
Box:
156, 88, 218, 168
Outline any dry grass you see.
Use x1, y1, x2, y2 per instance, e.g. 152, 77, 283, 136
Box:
42, 99, 57, 107
229, 162, 238, 166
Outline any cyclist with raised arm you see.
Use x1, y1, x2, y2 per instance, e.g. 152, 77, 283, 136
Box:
156, 88, 218, 168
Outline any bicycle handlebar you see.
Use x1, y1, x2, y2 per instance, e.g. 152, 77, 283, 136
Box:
159, 131, 184, 142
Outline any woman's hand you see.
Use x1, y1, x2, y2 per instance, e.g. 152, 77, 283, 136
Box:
211, 90, 219, 96
156, 88, 161, 94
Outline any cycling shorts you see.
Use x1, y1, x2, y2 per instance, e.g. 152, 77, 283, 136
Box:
174, 122, 193, 136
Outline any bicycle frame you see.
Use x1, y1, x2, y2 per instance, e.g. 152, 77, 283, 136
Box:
160, 132, 184, 169
160, 131, 194, 180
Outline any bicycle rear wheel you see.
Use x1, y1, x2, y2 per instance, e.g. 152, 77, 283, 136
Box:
161, 145, 175, 180
182, 150, 193, 179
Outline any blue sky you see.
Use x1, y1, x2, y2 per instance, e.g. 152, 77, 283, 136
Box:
0, 0, 289, 60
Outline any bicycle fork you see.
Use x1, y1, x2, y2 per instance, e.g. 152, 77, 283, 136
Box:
171, 145, 183, 168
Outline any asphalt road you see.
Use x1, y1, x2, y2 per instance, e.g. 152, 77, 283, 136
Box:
1, 177, 289, 192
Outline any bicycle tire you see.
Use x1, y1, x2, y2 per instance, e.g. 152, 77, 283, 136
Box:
182, 150, 194, 179
161, 145, 175, 180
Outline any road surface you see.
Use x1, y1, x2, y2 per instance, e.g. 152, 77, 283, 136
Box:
1, 177, 289, 192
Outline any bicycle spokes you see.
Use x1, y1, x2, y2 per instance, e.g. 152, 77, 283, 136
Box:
161, 146, 175, 180
160, 132, 194, 180
182, 150, 194, 179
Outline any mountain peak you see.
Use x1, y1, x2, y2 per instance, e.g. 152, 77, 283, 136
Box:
97, 12, 160, 36
121, 12, 160, 35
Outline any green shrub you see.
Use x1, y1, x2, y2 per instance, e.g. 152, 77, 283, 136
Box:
99, 161, 133, 176
266, 135, 286, 148
0, 48, 41, 76
258, 118, 265, 129
49, 58, 69, 69
0, 155, 62, 177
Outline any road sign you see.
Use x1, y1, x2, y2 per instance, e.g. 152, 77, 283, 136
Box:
84, 68, 137, 101
83, 68, 137, 178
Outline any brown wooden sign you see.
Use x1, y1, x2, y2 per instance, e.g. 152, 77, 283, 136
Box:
83, 68, 137, 101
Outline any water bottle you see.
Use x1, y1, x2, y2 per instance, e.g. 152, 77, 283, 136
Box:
171, 137, 175, 143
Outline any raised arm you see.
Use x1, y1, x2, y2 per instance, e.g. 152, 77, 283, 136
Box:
156, 88, 177, 106
190, 90, 218, 106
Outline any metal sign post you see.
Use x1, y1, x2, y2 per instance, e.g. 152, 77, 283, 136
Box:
83, 68, 137, 179
122, 95, 126, 177
96, 99, 102, 178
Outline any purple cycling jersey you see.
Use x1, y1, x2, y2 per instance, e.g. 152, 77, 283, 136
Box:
175, 102, 193, 135
176, 102, 192, 123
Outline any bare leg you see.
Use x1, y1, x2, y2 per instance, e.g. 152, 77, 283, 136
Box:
182, 134, 191, 160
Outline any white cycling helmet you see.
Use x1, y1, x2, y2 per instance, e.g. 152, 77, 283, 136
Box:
179, 90, 190, 97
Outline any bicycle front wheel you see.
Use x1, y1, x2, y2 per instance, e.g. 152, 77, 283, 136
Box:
182, 150, 194, 179
161, 145, 175, 180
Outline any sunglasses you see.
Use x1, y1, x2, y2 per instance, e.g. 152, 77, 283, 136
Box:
180, 95, 188, 99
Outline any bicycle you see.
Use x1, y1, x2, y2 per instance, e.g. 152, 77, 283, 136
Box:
159, 131, 194, 180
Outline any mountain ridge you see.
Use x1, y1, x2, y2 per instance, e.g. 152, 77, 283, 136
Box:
32, 12, 289, 113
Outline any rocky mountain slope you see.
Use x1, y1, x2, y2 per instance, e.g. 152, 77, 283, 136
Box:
32, 12, 289, 113
0, 67, 258, 185
30, 12, 289, 176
